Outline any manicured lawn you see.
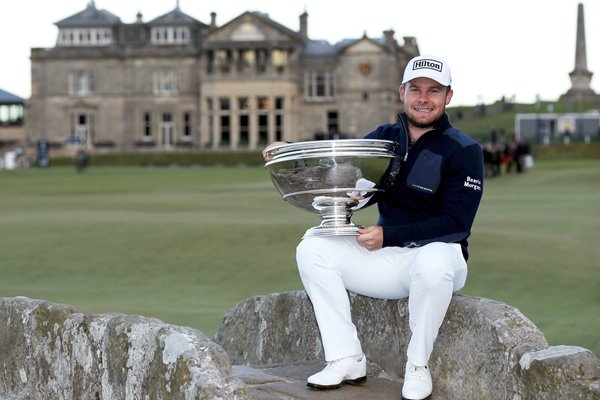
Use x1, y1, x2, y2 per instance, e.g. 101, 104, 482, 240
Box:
463, 159, 600, 356
0, 166, 305, 333
0, 160, 598, 357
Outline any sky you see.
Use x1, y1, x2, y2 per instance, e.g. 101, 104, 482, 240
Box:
1, 0, 598, 106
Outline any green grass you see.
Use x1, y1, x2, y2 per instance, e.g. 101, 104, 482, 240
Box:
0, 167, 306, 332
0, 160, 598, 358
463, 159, 600, 355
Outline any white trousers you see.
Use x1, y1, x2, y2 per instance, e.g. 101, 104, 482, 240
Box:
296, 236, 467, 367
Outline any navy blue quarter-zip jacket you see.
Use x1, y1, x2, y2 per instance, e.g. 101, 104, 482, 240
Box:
364, 113, 484, 260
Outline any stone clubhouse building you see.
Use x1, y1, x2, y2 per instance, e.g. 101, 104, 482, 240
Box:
28, 1, 420, 152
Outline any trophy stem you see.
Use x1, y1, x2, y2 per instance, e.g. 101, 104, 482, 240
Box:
303, 197, 364, 237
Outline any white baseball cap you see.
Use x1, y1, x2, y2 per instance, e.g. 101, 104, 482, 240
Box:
402, 55, 452, 86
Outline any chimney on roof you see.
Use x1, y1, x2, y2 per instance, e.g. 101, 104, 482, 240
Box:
210, 12, 217, 30
383, 29, 396, 52
299, 11, 308, 40
403, 36, 419, 54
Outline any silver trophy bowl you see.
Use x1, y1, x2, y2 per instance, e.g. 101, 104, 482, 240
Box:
264, 139, 401, 237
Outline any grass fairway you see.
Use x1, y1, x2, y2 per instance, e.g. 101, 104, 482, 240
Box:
0, 160, 598, 357
463, 159, 600, 356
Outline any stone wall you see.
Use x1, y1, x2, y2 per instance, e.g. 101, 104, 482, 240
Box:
215, 291, 600, 400
0, 297, 252, 400
1, 294, 599, 400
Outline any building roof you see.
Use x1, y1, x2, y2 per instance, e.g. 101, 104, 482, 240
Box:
248, 11, 299, 38
149, 6, 204, 26
55, 1, 120, 27
203, 10, 300, 43
304, 40, 337, 58
0, 89, 24, 104
304, 36, 386, 58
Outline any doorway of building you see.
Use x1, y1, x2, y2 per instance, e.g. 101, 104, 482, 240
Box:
72, 113, 94, 147
161, 113, 174, 148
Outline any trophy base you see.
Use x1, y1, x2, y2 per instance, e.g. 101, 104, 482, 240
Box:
303, 224, 365, 238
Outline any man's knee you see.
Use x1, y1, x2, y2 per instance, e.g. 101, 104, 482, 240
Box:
296, 237, 329, 272
411, 243, 463, 288
296, 238, 316, 264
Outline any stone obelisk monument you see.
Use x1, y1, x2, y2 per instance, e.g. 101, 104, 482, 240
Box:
560, 3, 600, 100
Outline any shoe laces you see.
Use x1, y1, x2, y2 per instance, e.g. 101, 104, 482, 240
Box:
324, 355, 363, 371
407, 363, 429, 379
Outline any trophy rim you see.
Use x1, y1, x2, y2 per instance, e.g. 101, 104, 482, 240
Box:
264, 139, 398, 167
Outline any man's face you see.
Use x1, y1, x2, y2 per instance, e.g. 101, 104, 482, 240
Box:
399, 77, 453, 129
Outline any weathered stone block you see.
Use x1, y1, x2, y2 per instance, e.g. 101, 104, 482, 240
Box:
215, 291, 600, 399
214, 291, 323, 365
0, 296, 252, 400
520, 345, 600, 399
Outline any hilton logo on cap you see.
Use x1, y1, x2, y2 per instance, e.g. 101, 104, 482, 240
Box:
413, 59, 443, 72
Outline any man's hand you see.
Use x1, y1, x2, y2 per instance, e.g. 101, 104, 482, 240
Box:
357, 226, 383, 251
262, 141, 287, 161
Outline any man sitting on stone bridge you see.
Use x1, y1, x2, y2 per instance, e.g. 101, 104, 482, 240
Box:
263, 54, 484, 400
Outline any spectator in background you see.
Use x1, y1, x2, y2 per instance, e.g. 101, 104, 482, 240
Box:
74, 149, 89, 173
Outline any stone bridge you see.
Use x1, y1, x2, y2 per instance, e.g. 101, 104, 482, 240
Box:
0, 293, 598, 399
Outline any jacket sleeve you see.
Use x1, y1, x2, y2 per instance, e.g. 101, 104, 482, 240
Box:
381, 142, 484, 248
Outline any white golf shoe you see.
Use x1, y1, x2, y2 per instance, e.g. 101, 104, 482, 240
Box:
401, 360, 432, 400
306, 353, 367, 389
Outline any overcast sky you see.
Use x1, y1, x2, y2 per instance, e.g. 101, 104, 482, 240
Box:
1, 0, 598, 106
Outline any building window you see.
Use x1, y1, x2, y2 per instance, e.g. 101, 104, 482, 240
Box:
316, 74, 326, 96
258, 115, 268, 145
275, 97, 284, 110
183, 112, 191, 138
238, 97, 250, 111
151, 26, 191, 44
238, 97, 250, 146
238, 49, 256, 71
215, 50, 232, 73
221, 115, 230, 145
257, 96, 269, 110
207, 98, 214, 146
275, 97, 284, 141
58, 28, 112, 46
69, 71, 94, 96
153, 70, 178, 96
327, 111, 339, 137
305, 70, 335, 101
220, 97, 230, 146
220, 97, 230, 111
257, 96, 269, 144
239, 115, 249, 146
272, 49, 287, 72
243, 50, 255, 66
0, 104, 24, 126
143, 112, 152, 138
